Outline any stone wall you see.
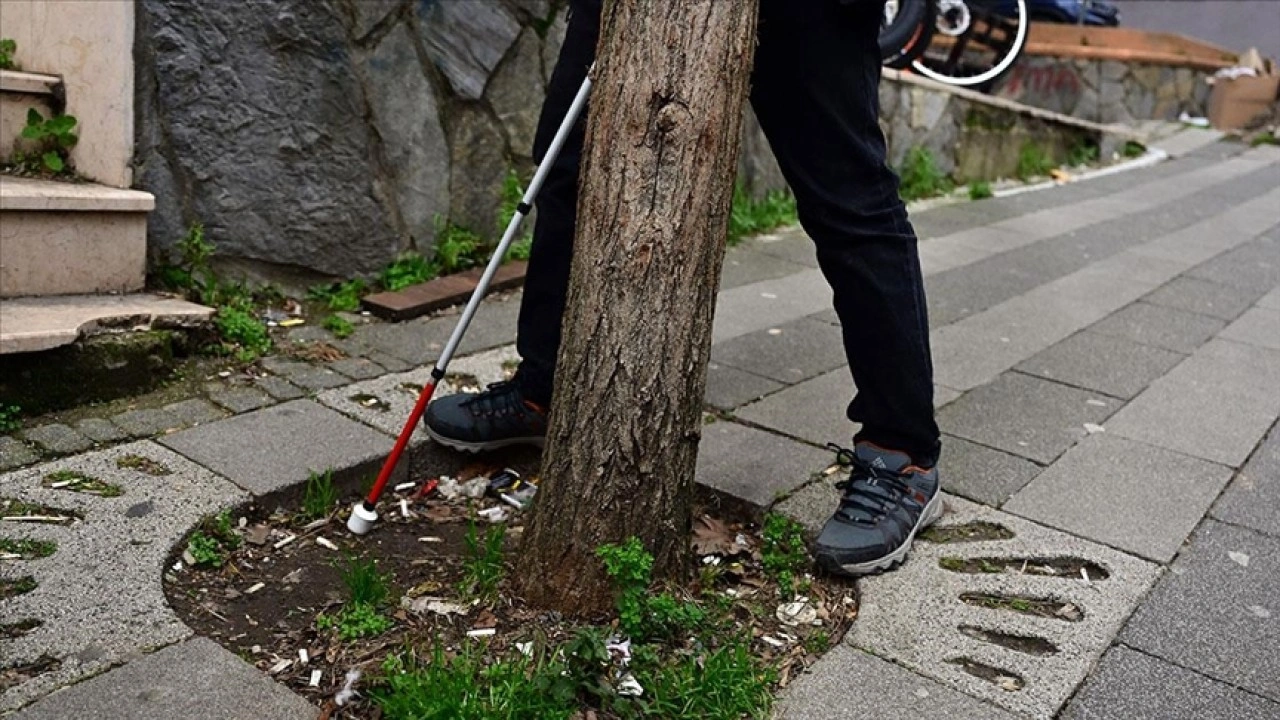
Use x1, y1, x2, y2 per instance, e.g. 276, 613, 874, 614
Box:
989, 57, 1213, 126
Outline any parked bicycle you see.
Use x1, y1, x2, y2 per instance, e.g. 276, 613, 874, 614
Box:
880, 0, 1030, 88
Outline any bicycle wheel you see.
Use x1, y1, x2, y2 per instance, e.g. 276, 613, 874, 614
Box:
881, 0, 936, 70
911, 0, 1028, 87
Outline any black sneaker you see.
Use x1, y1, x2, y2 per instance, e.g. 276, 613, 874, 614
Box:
422, 381, 548, 453
814, 442, 943, 576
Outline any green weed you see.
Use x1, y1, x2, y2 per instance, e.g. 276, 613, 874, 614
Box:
187, 532, 224, 567
0, 404, 21, 433
0, 38, 16, 70
596, 537, 705, 641
0, 537, 56, 560
1, 576, 37, 599
316, 602, 393, 641
214, 304, 272, 363
1067, 141, 1100, 166
18, 109, 78, 174
497, 168, 533, 243
339, 554, 390, 606
1121, 140, 1146, 158
1251, 134, 1279, 147
434, 220, 484, 273
322, 314, 354, 340
302, 469, 339, 520
458, 520, 505, 602
505, 236, 534, 261
307, 278, 367, 312
727, 183, 798, 245
42, 470, 122, 497
186, 510, 241, 567
968, 180, 994, 200
1016, 142, 1056, 180
116, 454, 171, 476
898, 146, 954, 201
761, 513, 809, 600
634, 637, 777, 719
380, 252, 437, 291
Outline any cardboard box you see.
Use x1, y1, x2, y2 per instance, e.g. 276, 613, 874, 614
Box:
1207, 73, 1279, 130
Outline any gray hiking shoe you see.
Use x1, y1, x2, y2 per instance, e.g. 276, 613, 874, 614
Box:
422, 381, 548, 453
814, 442, 943, 576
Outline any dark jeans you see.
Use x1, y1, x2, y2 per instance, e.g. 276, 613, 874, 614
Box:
514, 0, 941, 466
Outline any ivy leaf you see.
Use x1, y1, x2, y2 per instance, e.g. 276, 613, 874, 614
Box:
26, 107, 43, 126
41, 152, 64, 173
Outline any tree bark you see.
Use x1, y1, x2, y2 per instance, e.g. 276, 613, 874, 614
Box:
518, 0, 759, 617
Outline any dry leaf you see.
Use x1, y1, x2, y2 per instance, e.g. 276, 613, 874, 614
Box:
691, 515, 745, 556
474, 610, 498, 629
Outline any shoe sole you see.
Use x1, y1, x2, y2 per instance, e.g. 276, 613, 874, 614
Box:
820, 491, 946, 577
425, 426, 546, 453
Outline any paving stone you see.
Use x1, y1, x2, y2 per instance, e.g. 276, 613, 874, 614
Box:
1212, 421, 1280, 537
712, 268, 832, 345
0, 435, 40, 470
1121, 520, 1280, 702
1108, 338, 1280, 467
1187, 232, 1280, 291
711, 317, 846, 385
344, 318, 452, 365
1004, 435, 1233, 562
936, 372, 1115, 464
1089, 301, 1225, 354
719, 246, 810, 290
1218, 305, 1280, 351
451, 293, 523, 355
1061, 645, 1280, 720
842, 496, 1160, 719
364, 349, 415, 373
159, 399, 396, 496
161, 398, 225, 427
916, 236, 992, 276
695, 420, 831, 507
74, 418, 128, 444
734, 369, 857, 446
259, 358, 347, 390
1015, 331, 1185, 399
1257, 285, 1280, 310
110, 408, 181, 438
938, 435, 1042, 507
1132, 187, 1280, 267
0, 442, 246, 712
776, 645, 1020, 720
933, 385, 962, 408
1143, 275, 1260, 320
703, 362, 784, 411
19, 423, 93, 455
746, 226, 818, 268
252, 375, 306, 400
206, 386, 274, 414
10, 637, 315, 720
327, 356, 385, 380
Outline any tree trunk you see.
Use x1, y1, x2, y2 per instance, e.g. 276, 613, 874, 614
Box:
518, 0, 759, 617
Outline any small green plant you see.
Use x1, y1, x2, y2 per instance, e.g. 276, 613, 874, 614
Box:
0, 39, 16, 70
968, 180, 994, 200
307, 278, 367, 312
339, 554, 390, 606
505, 236, 534, 261
214, 303, 272, 362
380, 252, 437, 291
302, 469, 339, 520
19, 109, 78, 173
898, 146, 954, 201
497, 168, 533, 242
458, 520, 505, 602
596, 537, 705, 640
116, 454, 171, 476
1251, 134, 1279, 147
636, 637, 777, 719
322, 314, 354, 339
0, 404, 21, 433
1121, 140, 1146, 158
760, 513, 809, 600
316, 602, 393, 641
1067, 141, 1100, 166
0, 537, 56, 560
802, 629, 831, 654
1, 576, 38, 599
187, 532, 224, 566
1016, 142, 1056, 180
434, 220, 484, 273
727, 183, 798, 245
186, 511, 241, 567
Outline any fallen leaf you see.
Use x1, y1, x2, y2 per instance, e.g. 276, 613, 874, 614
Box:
691, 515, 745, 556
473, 610, 498, 629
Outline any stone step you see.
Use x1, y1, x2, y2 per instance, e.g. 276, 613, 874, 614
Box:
0, 293, 212, 355
0, 69, 62, 166
0, 175, 154, 298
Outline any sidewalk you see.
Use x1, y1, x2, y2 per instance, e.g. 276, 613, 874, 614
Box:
3, 134, 1279, 718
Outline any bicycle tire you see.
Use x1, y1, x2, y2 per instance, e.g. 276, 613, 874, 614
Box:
880, 0, 936, 70
911, 0, 1028, 87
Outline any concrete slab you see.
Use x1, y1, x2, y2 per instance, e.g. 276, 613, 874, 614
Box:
703, 362, 784, 411
936, 372, 1116, 464
1015, 331, 1185, 400
0, 294, 212, 355
0, 442, 246, 712
1121, 520, 1280, 702
1186, 232, 1280, 292
845, 496, 1160, 719
0, 436, 39, 470
1211, 421, 1280, 537
775, 646, 1020, 720
719, 246, 810, 290
258, 358, 347, 391
1108, 339, 1280, 467
711, 317, 846, 385
326, 356, 385, 380
1219, 305, 1280, 351
161, 398, 225, 427
711, 269, 832, 345
939, 435, 1042, 507
158, 400, 394, 496
1004, 435, 1233, 562
252, 375, 305, 401
1257, 286, 1280, 310
747, 227, 818, 268
73, 418, 127, 445
1143, 275, 1259, 321
9, 637, 315, 720
695, 420, 831, 507
19, 424, 93, 455
205, 386, 274, 414
109, 408, 179, 438
1089, 301, 1225, 354
734, 370, 857, 446
1061, 645, 1280, 720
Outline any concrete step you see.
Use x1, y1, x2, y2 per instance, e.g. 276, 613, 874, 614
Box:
1, 175, 154, 298
1, 69, 62, 165
0, 293, 212, 355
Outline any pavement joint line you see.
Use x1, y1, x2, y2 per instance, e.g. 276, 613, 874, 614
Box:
1112, 643, 1280, 708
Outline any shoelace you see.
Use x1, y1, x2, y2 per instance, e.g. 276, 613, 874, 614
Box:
826, 443, 913, 524
459, 381, 526, 418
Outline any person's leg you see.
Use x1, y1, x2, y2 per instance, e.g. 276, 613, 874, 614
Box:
750, 0, 940, 467
750, 0, 942, 574
422, 0, 600, 451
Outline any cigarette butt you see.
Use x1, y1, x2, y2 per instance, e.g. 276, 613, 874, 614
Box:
316, 537, 338, 551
